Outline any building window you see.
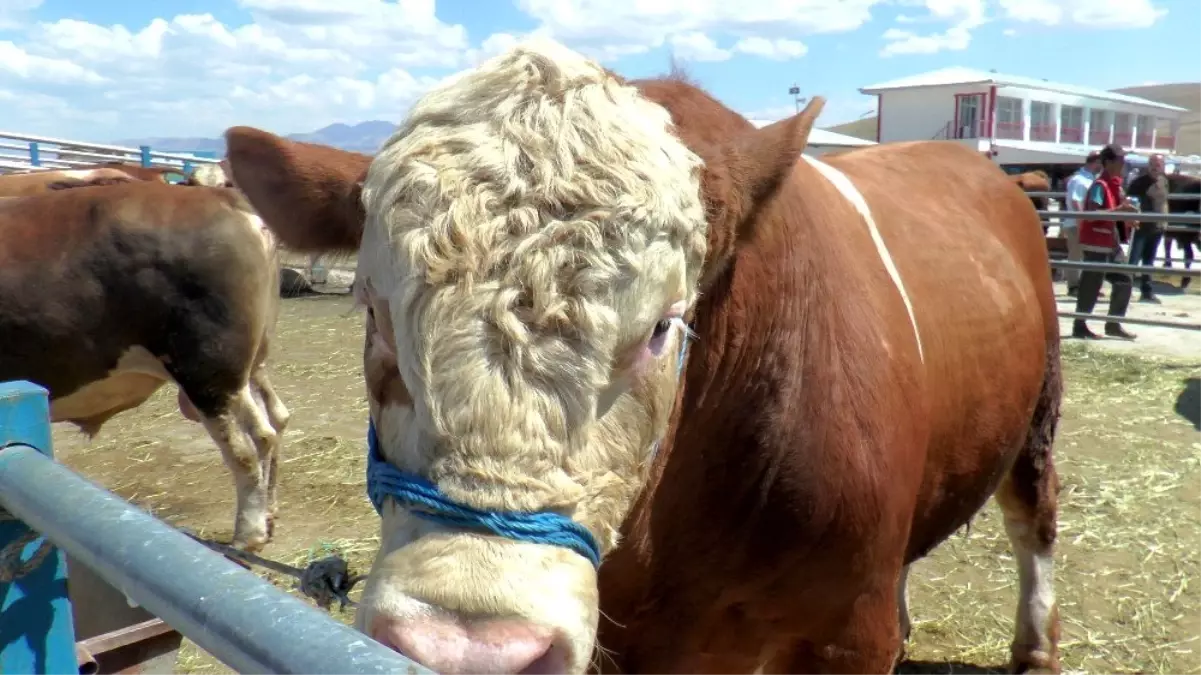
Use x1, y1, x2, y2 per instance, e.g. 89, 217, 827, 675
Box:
954, 94, 986, 139
1060, 105, 1084, 143
1135, 114, 1155, 148
1113, 112, 1133, 146
1030, 101, 1056, 142
995, 96, 1023, 140
1088, 109, 1110, 145
1155, 118, 1175, 150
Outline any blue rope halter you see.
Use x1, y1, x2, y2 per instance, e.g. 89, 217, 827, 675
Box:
364, 332, 690, 569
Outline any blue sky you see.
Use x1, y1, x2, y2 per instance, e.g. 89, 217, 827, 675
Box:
0, 0, 1196, 142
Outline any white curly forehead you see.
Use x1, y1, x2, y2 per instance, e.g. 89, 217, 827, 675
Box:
358, 37, 707, 450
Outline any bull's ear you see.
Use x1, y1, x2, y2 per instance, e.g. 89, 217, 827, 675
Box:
223, 125, 373, 252
698, 97, 824, 288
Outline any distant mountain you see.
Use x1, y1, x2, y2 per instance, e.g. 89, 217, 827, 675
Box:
115, 120, 399, 155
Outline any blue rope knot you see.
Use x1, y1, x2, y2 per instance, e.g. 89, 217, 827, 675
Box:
363, 330, 690, 570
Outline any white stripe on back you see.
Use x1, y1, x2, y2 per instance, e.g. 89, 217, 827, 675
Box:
801, 155, 924, 363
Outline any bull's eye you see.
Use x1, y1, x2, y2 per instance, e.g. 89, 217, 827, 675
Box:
651, 319, 672, 340
647, 318, 677, 357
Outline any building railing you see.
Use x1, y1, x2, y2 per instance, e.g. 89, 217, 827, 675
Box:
1088, 129, 1111, 145
1135, 132, 1154, 148
1155, 135, 1176, 150
932, 119, 988, 141
1030, 124, 1057, 142
996, 121, 1024, 140
0, 380, 430, 675
1113, 131, 1134, 146
1060, 127, 1084, 144
0, 131, 220, 177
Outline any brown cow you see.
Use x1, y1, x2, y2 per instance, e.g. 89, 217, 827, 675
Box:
0, 181, 291, 552
1011, 170, 1052, 215
87, 161, 182, 183
225, 38, 1062, 675
0, 168, 140, 197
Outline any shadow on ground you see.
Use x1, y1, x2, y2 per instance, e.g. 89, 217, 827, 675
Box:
1175, 377, 1200, 430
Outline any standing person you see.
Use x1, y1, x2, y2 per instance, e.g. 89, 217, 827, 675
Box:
1074, 144, 1140, 340
1063, 151, 1102, 296
1125, 153, 1170, 302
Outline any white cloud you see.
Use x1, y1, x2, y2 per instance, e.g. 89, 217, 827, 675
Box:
670, 32, 732, 62
1, 1, 473, 140
0, 0, 41, 30
880, 0, 986, 57
0, 40, 107, 84
998, 0, 1168, 29
733, 36, 808, 60
880, 0, 1167, 58
514, 0, 879, 62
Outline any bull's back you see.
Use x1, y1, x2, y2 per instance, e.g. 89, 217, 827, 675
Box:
825, 142, 1056, 558
0, 183, 271, 400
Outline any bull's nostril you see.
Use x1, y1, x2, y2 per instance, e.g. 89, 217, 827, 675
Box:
370, 614, 569, 674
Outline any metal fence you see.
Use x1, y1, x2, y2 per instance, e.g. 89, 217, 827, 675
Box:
1033, 199, 1201, 332
0, 131, 220, 177
0, 380, 429, 674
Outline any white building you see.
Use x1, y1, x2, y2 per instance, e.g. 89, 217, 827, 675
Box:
859, 67, 1189, 165
747, 121, 877, 157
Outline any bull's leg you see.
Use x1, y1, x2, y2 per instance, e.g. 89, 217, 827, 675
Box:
249, 367, 288, 517
994, 342, 1063, 675
228, 383, 280, 539
196, 388, 273, 552
250, 367, 291, 432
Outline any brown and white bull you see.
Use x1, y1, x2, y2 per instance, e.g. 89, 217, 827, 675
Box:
0, 181, 290, 551
0, 167, 140, 197
226, 39, 1062, 674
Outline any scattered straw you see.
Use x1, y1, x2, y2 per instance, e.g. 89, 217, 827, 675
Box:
51, 298, 1201, 674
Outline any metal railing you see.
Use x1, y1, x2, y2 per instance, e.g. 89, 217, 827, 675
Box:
0, 131, 220, 176
1026, 191, 1199, 202
1030, 199, 1201, 333
0, 380, 430, 675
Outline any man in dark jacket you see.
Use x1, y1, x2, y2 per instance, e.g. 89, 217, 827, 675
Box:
1126, 153, 1170, 302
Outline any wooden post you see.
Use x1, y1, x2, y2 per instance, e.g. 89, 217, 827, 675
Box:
0, 380, 78, 674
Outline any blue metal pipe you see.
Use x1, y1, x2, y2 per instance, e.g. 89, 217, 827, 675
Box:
0, 444, 432, 675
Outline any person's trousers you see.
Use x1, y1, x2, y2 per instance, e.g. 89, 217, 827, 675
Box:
1128, 227, 1163, 294
1165, 232, 1197, 269
1075, 249, 1132, 321
1062, 225, 1083, 288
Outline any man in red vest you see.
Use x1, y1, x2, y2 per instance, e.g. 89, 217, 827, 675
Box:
1073, 143, 1139, 340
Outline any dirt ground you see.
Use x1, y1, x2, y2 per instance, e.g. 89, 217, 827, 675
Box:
52, 284, 1200, 675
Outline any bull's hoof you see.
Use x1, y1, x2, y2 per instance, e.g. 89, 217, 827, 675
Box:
1009, 649, 1060, 674
232, 528, 271, 554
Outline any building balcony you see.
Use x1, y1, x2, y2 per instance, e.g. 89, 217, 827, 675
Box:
1088, 129, 1110, 145
1135, 132, 1154, 148
1114, 131, 1133, 146
1154, 135, 1175, 150
1030, 124, 1057, 142
996, 121, 1024, 140
1060, 127, 1084, 144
